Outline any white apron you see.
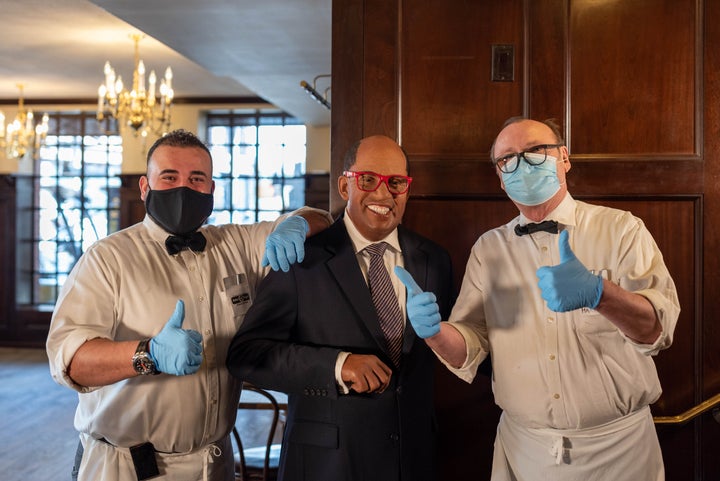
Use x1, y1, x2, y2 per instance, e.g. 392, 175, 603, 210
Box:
77, 433, 235, 481
491, 406, 664, 481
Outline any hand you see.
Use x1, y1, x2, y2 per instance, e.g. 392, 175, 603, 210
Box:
394, 266, 441, 339
536, 230, 604, 312
149, 300, 204, 375
262, 216, 310, 272
341, 354, 392, 393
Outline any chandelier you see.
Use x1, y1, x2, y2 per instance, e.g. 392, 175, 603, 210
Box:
97, 34, 174, 137
0, 84, 49, 160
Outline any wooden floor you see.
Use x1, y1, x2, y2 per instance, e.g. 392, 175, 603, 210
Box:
0, 347, 78, 481
0, 347, 283, 481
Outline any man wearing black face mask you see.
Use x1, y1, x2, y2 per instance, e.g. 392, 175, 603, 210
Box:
46, 129, 332, 481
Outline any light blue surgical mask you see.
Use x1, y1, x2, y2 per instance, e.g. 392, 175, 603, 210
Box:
501, 152, 561, 206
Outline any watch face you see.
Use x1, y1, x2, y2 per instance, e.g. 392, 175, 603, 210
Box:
133, 352, 157, 375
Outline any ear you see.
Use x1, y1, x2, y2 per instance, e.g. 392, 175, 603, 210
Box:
139, 175, 150, 201
559, 146, 571, 173
338, 175, 349, 201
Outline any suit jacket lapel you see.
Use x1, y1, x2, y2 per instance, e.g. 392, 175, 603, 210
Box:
325, 222, 391, 356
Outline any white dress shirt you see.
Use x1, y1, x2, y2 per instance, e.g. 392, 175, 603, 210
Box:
46, 207, 331, 480
443, 193, 680, 430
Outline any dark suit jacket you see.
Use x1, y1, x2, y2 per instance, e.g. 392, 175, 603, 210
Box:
226, 218, 454, 481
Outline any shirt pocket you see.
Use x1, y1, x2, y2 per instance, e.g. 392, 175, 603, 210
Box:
574, 309, 617, 335
223, 273, 252, 320
575, 267, 617, 335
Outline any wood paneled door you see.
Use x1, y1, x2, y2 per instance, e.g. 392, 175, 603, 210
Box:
332, 0, 719, 479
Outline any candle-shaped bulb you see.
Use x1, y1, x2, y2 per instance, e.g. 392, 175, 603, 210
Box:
138, 60, 145, 93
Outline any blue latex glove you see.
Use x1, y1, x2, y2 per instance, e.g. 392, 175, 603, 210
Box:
536, 230, 604, 312
394, 266, 441, 339
149, 300, 204, 375
262, 216, 309, 272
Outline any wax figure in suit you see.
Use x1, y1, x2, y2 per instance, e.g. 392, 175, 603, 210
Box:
227, 134, 454, 481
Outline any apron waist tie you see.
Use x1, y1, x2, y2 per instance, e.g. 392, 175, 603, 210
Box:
202, 444, 223, 481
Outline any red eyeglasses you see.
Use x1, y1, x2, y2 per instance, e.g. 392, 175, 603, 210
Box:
343, 171, 413, 194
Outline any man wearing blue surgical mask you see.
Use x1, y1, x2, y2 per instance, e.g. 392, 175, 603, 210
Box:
395, 118, 680, 480
47, 129, 332, 481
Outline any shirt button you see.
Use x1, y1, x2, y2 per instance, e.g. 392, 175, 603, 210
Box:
189, 266, 196, 271
199, 296, 205, 302
554, 393, 560, 399
547, 317, 554, 323
541, 246, 548, 252
205, 329, 211, 335
549, 354, 556, 361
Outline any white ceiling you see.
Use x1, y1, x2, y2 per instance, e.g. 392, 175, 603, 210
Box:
0, 0, 332, 126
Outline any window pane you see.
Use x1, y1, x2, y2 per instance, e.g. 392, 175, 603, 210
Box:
232, 146, 257, 177
18, 112, 122, 308
233, 178, 257, 210
206, 111, 305, 223
213, 178, 233, 210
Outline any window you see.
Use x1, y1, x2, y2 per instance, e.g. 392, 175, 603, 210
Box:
17, 109, 306, 309
16, 112, 121, 309
206, 111, 306, 224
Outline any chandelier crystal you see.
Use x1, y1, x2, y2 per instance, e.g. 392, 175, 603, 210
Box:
0, 84, 49, 160
97, 34, 174, 137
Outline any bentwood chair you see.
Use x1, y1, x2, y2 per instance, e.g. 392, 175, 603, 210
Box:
232, 383, 285, 481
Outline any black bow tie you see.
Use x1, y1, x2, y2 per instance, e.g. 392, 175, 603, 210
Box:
514, 220, 559, 236
165, 232, 207, 255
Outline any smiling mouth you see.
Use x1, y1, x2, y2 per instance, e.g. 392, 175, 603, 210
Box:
368, 204, 391, 215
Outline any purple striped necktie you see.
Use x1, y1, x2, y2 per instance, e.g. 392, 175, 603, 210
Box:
365, 242, 403, 367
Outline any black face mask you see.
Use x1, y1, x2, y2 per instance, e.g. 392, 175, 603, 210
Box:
145, 186, 214, 236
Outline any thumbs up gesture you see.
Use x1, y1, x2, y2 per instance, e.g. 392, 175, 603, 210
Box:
149, 300, 204, 375
394, 266, 441, 339
536, 230, 604, 312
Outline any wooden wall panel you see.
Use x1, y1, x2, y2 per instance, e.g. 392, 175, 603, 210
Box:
401, 0, 524, 156
569, 0, 697, 156
527, 0, 567, 120
119, 174, 144, 229
702, 0, 720, 478
332, 0, 717, 478
0, 176, 16, 336
331, 0, 364, 216
363, 0, 398, 138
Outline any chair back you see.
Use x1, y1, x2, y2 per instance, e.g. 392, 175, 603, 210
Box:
232, 382, 284, 481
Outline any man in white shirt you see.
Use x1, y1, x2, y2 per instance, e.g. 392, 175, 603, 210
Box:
46, 129, 331, 481
397, 118, 680, 480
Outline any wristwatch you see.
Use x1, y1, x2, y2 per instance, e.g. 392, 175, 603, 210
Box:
132, 338, 159, 375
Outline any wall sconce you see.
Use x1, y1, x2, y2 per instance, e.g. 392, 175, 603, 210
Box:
300, 74, 331, 110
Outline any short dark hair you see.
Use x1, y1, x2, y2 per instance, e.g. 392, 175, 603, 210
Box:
489, 117, 565, 161
146, 129, 212, 167
342, 137, 411, 174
